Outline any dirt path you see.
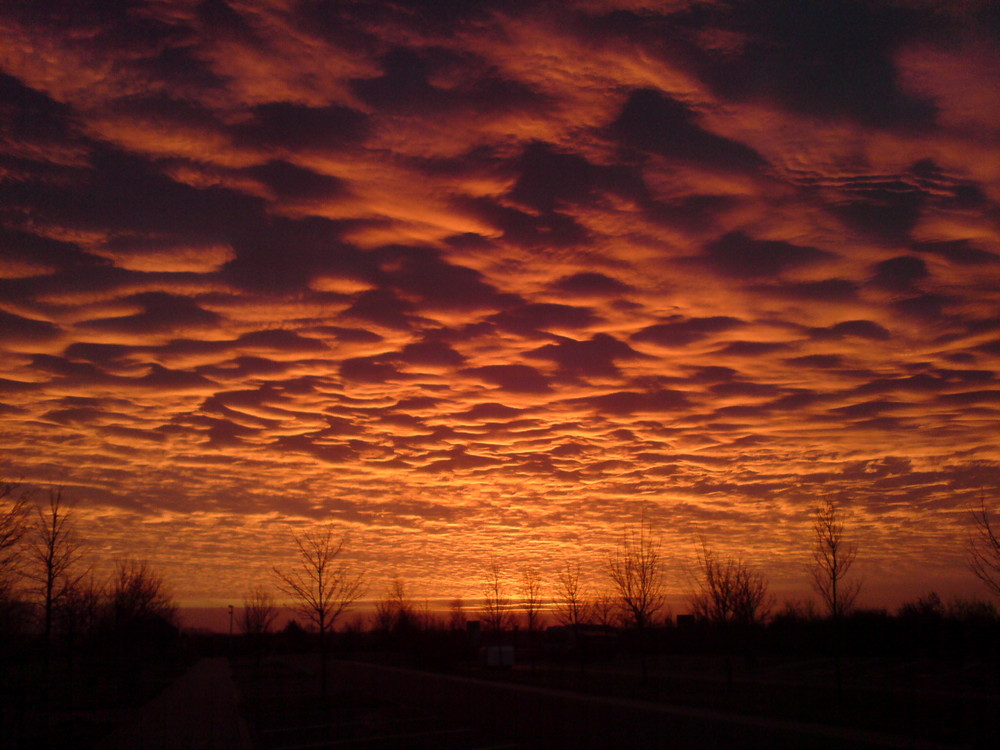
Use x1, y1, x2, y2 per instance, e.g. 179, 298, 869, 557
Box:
96, 658, 252, 750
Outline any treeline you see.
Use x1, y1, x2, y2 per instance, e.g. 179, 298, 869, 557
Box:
1, 481, 183, 750
1, 483, 178, 657
254, 498, 1000, 678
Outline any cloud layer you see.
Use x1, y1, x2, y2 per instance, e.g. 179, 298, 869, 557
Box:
1, 0, 998, 606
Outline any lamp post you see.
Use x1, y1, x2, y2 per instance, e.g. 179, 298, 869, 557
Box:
228, 604, 234, 655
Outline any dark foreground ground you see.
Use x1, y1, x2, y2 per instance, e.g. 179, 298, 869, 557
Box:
228, 653, 1000, 750
57, 650, 999, 750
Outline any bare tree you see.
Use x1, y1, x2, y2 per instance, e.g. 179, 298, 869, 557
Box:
607, 513, 665, 631
241, 584, 279, 636
372, 578, 419, 635
241, 583, 278, 668
969, 494, 1000, 597
519, 567, 543, 632
810, 497, 861, 620
607, 512, 666, 683
690, 543, 772, 626
591, 591, 619, 628
107, 558, 177, 632
447, 597, 467, 631
0, 478, 31, 600
272, 524, 366, 699
554, 561, 591, 628
25, 488, 84, 668
59, 572, 103, 670
482, 557, 512, 635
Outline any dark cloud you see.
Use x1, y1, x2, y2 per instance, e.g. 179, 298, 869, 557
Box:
699, 231, 835, 279
309, 326, 383, 344
708, 0, 937, 128
223, 216, 366, 293
373, 245, 517, 311
550, 272, 632, 297
611, 88, 766, 171
245, 161, 347, 202
274, 434, 358, 464
714, 340, 792, 357
809, 320, 892, 342
912, 240, 998, 267
569, 389, 690, 415
0, 227, 93, 275
353, 46, 545, 117
236, 330, 328, 353
761, 279, 860, 302
785, 354, 845, 369
465, 364, 551, 393
830, 400, 906, 419
489, 303, 599, 337
343, 289, 417, 330
235, 103, 370, 151
0, 73, 78, 146
833, 191, 924, 243
79, 292, 220, 334
4, 147, 264, 240
200, 355, 308, 381
893, 293, 956, 322
340, 357, 405, 383
508, 141, 645, 213
396, 340, 465, 368
0, 309, 60, 343
454, 402, 525, 421
870, 255, 930, 292
526, 333, 647, 377
710, 381, 782, 399
460, 196, 590, 248
643, 194, 740, 233
416, 445, 503, 473
631, 316, 744, 347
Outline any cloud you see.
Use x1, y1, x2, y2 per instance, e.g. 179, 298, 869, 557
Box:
611, 88, 766, 171
0, 0, 996, 607
464, 364, 551, 393
698, 231, 836, 280
551, 272, 633, 297
527, 333, 648, 377
632, 316, 745, 347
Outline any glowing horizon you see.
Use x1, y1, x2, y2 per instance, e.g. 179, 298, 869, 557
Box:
1, 1, 998, 613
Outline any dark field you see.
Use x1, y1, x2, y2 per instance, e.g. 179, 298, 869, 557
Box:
228, 651, 1000, 750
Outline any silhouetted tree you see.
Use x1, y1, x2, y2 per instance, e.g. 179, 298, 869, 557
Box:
25, 488, 84, 671
241, 584, 279, 636
969, 494, 1000, 597
607, 513, 665, 631
810, 497, 861, 619
447, 597, 467, 631
373, 578, 419, 636
241, 584, 278, 667
591, 591, 619, 628
107, 558, 177, 635
519, 567, 543, 669
272, 524, 366, 699
554, 561, 590, 628
482, 557, 512, 636
0, 478, 30, 598
58, 572, 102, 664
690, 543, 772, 626
607, 512, 665, 683
519, 567, 543, 632
810, 497, 861, 693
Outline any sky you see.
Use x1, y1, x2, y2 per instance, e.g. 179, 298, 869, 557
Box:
1, 0, 998, 614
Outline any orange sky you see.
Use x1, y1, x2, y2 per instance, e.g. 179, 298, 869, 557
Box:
1, 0, 998, 613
